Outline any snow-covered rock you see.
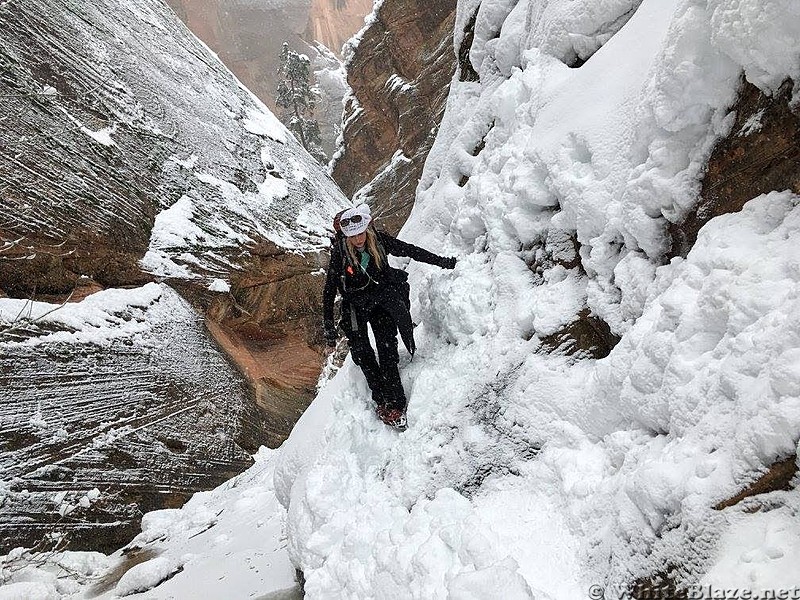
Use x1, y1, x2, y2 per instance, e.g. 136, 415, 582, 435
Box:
0, 0, 346, 554
5, 0, 800, 598
278, 0, 800, 596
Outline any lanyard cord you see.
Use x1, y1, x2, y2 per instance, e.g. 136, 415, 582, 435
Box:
342, 250, 375, 292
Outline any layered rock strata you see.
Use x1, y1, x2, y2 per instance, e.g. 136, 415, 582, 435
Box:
0, 0, 346, 551
331, 0, 458, 233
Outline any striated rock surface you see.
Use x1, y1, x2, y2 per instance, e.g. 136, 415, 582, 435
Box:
0, 285, 264, 553
0, 0, 346, 552
163, 0, 372, 156
331, 0, 458, 233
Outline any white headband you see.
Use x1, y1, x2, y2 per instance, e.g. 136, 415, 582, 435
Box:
340, 204, 372, 237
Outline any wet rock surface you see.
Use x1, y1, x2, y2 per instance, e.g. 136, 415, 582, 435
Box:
0, 286, 262, 553
0, 0, 346, 553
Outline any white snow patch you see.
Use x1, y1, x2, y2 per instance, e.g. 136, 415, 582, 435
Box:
115, 555, 184, 596
80, 124, 116, 146
207, 278, 230, 293
243, 107, 288, 143
0, 283, 165, 347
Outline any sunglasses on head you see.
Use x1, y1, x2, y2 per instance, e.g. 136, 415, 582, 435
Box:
340, 214, 364, 227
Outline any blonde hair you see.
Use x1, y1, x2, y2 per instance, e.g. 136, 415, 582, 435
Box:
346, 227, 384, 269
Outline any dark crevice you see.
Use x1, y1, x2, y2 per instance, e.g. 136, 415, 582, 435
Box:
539, 308, 620, 359
629, 575, 688, 600
470, 120, 494, 156
565, 4, 641, 68
458, 7, 480, 82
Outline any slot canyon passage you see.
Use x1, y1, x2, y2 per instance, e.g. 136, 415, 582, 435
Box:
1, 0, 800, 599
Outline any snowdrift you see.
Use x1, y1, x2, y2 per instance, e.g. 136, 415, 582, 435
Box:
277, 0, 800, 597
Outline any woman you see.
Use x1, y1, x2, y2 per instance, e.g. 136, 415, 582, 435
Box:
323, 204, 456, 428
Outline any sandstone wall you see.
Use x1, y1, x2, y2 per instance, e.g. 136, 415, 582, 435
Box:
331, 0, 458, 232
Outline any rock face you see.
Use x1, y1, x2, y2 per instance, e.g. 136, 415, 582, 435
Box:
0, 0, 346, 552
331, 0, 458, 232
205, 240, 330, 444
163, 0, 373, 156
305, 0, 375, 56
670, 78, 800, 257
0, 286, 262, 554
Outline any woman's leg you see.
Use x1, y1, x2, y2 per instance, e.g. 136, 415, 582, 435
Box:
346, 311, 388, 406
370, 308, 406, 411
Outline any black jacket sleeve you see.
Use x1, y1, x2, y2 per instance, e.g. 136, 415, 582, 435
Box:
379, 231, 453, 268
322, 241, 340, 330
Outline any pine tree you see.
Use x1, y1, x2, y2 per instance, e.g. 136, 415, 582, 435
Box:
276, 42, 326, 163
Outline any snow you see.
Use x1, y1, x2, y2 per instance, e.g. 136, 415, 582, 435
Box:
0, 283, 164, 347
0, 551, 110, 599
342, 0, 386, 65
80, 125, 117, 146
8, 0, 800, 597
114, 556, 183, 597
243, 107, 288, 144
99, 447, 297, 599
274, 0, 800, 597
701, 501, 800, 592
207, 278, 230, 293
1, 450, 297, 599
708, 0, 800, 93
141, 134, 342, 276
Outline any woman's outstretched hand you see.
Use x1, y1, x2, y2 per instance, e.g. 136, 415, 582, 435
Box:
440, 257, 457, 269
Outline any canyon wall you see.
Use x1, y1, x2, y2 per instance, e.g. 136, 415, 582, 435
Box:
163, 0, 372, 157
331, 0, 458, 231
0, 0, 346, 552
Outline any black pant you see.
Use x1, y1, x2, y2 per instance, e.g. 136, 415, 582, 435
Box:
347, 306, 407, 411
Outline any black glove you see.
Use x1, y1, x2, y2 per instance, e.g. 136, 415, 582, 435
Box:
439, 256, 457, 269
324, 323, 338, 347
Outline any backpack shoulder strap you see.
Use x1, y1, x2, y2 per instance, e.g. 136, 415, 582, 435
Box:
338, 235, 351, 271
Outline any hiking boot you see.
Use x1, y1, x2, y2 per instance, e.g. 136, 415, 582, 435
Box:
377, 406, 407, 430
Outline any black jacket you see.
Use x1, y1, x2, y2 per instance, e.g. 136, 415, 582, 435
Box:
323, 230, 453, 353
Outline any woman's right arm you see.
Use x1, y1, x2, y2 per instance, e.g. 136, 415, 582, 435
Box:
380, 232, 456, 269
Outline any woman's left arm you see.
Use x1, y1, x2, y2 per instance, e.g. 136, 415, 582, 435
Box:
380, 232, 456, 269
